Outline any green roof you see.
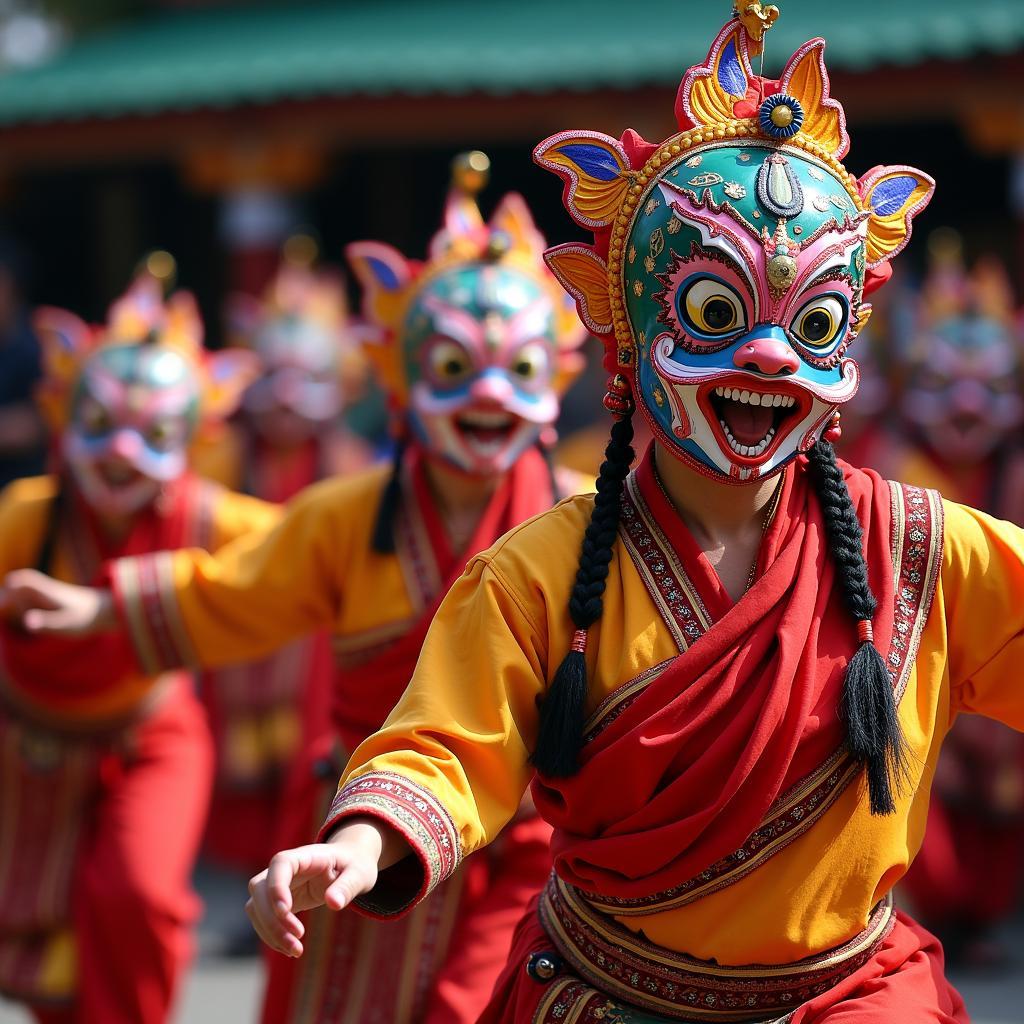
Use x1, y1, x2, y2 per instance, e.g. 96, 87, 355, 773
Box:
0, 0, 1021, 125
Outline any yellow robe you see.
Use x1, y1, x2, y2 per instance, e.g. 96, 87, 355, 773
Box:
111, 466, 421, 677
0, 474, 278, 724
327, 468, 1024, 969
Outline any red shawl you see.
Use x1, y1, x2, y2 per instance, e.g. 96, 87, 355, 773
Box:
0, 473, 209, 719
532, 447, 896, 901
332, 445, 555, 753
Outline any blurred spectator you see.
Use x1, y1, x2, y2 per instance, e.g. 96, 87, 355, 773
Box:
0, 235, 45, 489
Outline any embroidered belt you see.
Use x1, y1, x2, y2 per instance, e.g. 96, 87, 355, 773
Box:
537, 873, 895, 1023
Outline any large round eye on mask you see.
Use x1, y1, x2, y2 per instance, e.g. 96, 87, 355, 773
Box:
791, 296, 846, 350
681, 278, 746, 339
146, 419, 186, 453
510, 341, 552, 382
78, 396, 113, 437
428, 339, 473, 385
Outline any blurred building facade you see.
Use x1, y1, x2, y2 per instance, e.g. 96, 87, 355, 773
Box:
0, 0, 1020, 338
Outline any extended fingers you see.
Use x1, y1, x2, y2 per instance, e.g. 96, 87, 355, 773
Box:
323, 860, 376, 912
247, 868, 305, 957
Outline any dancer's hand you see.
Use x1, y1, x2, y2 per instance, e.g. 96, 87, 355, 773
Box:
0, 569, 115, 636
246, 817, 409, 957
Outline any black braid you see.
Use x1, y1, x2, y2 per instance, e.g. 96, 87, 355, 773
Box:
531, 414, 635, 777
371, 439, 408, 555
35, 482, 66, 574
538, 441, 562, 503
807, 440, 909, 815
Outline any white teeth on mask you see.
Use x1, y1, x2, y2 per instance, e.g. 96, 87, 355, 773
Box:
464, 436, 505, 457
717, 419, 777, 458
459, 410, 514, 428
712, 387, 795, 408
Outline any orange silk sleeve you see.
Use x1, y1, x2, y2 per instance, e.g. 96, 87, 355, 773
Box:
941, 499, 1024, 729
320, 552, 549, 916
111, 476, 362, 674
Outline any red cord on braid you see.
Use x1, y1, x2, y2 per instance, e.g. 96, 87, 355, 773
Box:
857, 619, 874, 645
570, 629, 588, 654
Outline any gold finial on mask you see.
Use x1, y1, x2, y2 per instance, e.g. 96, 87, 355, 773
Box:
735, 2, 780, 54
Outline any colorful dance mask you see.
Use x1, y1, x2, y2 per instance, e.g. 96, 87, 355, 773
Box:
536, 8, 934, 482
230, 264, 355, 445
347, 153, 586, 477
35, 275, 257, 516
901, 243, 1023, 463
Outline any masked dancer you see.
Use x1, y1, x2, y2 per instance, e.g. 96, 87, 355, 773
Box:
889, 236, 1024, 966
240, 8, 1024, 1022
200, 262, 369, 875
0, 275, 276, 1023
3, 154, 589, 1024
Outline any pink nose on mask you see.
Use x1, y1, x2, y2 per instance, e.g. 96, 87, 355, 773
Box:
469, 373, 515, 405
949, 379, 988, 416
733, 338, 800, 377
108, 429, 145, 462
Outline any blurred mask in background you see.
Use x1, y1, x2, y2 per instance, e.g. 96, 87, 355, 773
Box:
35, 271, 258, 517
229, 259, 355, 449
900, 230, 1023, 465
347, 151, 586, 478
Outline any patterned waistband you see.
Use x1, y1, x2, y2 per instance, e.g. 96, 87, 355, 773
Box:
538, 873, 895, 1023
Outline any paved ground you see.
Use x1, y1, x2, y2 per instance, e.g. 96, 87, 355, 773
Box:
2, 869, 1022, 1023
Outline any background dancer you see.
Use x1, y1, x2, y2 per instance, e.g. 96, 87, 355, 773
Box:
3, 153, 589, 1024
0, 273, 276, 1023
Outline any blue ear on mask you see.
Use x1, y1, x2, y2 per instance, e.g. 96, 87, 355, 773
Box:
346, 241, 412, 295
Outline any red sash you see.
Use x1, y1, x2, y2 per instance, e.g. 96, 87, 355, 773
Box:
0, 473, 214, 722
246, 436, 322, 504
533, 446, 900, 902
331, 446, 555, 753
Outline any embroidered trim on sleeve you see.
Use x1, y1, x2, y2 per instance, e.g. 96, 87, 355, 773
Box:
109, 552, 198, 675
317, 770, 462, 919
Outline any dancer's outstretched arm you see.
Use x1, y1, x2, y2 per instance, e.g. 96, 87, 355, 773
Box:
245, 817, 412, 957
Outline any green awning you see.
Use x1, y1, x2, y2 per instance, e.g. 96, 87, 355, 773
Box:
0, 0, 1020, 126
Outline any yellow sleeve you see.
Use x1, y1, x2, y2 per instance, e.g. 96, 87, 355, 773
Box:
0, 477, 54, 579
318, 509, 573, 918
941, 499, 1024, 729
110, 476, 359, 675
207, 485, 282, 551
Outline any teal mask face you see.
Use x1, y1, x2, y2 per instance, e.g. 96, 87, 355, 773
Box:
65, 343, 200, 514
624, 142, 866, 482
402, 262, 561, 475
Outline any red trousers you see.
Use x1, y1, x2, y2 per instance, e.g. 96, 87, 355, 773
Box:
260, 734, 553, 1024
28, 681, 214, 1024
201, 635, 333, 873
482, 902, 967, 1024
903, 798, 1024, 932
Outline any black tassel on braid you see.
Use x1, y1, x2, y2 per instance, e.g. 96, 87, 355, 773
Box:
807, 440, 909, 815
371, 439, 408, 555
531, 414, 635, 777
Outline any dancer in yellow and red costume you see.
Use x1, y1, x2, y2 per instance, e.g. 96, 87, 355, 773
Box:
200, 261, 370, 873
1, 153, 589, 1024
226, 8, 1024, 1022
888, 235, 1024, 966
0, 274, 277, 1023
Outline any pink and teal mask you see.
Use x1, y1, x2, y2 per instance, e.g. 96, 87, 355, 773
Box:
230, 266, 354, 447
401, 261, 562, 475
536, 15, 934, 482
900, 253, 1023, 463
65, 343, 199, 515
347, 154, 585, 478
35, 277, 259, 517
